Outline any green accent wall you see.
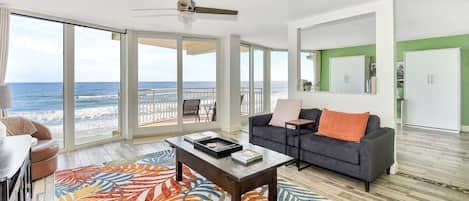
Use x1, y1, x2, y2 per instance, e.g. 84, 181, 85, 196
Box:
318, 34, 469, 126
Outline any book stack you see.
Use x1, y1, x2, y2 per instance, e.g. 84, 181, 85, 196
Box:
184, 132, 215, 143
231, 149, 263, 165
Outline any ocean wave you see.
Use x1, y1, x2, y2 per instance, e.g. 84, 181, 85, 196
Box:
9, 105, 119, 125
9, 106, 119, 139
75, 95, 119, 100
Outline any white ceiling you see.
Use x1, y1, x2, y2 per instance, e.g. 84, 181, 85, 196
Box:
1, 0, 469, 49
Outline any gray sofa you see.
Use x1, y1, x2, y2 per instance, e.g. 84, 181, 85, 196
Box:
249, 109, 395, 192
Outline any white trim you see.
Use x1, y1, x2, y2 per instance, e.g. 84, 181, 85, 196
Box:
264, 49, 271, 113
120, 33, 130, 139
248, 46, 254, 115
126, 30, 138, 138
176, 35, 183, 128
63, 24, 75, 151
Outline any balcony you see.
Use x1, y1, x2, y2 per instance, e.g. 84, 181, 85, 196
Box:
138, 87, 263, 127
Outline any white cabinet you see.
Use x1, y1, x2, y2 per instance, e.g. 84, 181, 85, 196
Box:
404, 48, 461, 132
329, 55, 369, 93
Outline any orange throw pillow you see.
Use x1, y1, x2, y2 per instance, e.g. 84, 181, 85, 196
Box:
317, 109, 370, 143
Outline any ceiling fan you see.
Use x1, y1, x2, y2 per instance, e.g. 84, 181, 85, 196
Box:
132, 0, 238, 25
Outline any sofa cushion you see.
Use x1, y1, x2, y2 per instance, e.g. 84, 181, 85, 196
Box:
32, 140, 59, 163
269, 99, 302, 127
318, 109, 369, 143
300, 134, 361, 165
365, 115, 380, 134
299, 109, 322, 131
252, 126, 313, 144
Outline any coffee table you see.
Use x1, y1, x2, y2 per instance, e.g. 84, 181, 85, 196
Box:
166, 134, 294, 201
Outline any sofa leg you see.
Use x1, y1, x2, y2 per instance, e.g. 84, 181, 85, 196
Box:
386, 167, 391, 175
364, 181, 370, 192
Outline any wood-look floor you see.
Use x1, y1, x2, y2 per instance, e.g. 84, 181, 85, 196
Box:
33, 128, 469, 201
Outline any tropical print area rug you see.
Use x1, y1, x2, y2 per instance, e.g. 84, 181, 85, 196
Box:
55, 149, 328, 201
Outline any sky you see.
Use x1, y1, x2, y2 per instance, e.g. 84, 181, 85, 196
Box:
6, 15, 289, 83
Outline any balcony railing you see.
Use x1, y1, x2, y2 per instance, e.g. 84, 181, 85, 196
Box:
138, 87, 263, 126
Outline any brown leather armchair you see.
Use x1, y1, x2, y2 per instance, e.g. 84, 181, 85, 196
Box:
30, 121, 59, 180
2, 118, 59, 180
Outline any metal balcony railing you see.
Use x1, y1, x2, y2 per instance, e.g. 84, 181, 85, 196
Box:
138, 87, 263, 126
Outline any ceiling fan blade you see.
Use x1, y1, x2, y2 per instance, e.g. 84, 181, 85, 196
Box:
194, 13, 238, 21
194, 7, 238, 15
131, 8, 177, 11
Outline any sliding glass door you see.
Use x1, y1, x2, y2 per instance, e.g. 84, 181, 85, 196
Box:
182, 39, 217, 124
135, 35, 219, 133
137, 38, 178, 128
7, 14, 124, 150
270, 51, 288, 111
7, 15, 65, 147
74, 27, 121, 145
240, 45, 250, 116
253, 48, 265, 114
240, 45, 266, 116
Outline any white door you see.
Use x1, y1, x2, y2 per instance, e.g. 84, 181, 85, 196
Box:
329, 56, 367, 93
404, 48, 460, 132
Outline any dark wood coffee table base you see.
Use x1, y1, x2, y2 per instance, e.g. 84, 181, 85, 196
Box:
175, 148, 277, 201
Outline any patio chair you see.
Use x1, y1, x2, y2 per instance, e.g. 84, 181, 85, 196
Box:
183, 99, 201, 122
211, 95, 245, 122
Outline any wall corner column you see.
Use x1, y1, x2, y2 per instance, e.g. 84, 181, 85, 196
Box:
220, 35, 241, 132
126, 30, 138, 139
288, 26, 300, 100
377, 0, 398, 173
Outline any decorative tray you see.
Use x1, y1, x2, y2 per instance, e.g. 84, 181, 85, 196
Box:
194, 137, 243, 158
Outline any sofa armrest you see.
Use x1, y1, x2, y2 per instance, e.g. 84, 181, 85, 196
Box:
249, 113, 273, 127
32, 121, 53, 140
249, 113, 273, 142
359, 127, 395, 182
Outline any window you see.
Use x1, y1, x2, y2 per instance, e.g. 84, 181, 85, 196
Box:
240, 45, 250, 115
270, 51, 288, 111
137, 38, 178, 127
74, 26, 121, 145
253, 49, 264, 114
7, 15, 64, 147
7, 14, 124, 149
240, 45, 266, 116
300, 51, 321, 91
182, 39, 217, 124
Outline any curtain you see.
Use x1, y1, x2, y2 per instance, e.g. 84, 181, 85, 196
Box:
0, 8, 10, 117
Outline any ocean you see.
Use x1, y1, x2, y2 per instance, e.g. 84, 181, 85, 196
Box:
7, 81, 287, 144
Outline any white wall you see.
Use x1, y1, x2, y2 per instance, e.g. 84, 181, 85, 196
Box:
288, 0, 396, 128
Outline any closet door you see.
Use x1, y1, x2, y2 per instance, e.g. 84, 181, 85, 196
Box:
404, 48, 460, 132
329, 55, 367, 94
427, 48, 460, 131
404, 51, 433, 129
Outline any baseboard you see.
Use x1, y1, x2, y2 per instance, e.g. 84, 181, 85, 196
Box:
405, 124, 460, 134
390, 162, 398, 174
462, 125, 469, 133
